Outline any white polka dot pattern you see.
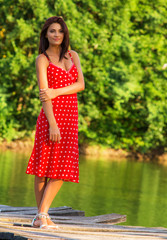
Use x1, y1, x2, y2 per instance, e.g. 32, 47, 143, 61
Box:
26, 51, 79, 183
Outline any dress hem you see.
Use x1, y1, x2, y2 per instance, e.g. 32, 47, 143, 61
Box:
25, 171, 79, 183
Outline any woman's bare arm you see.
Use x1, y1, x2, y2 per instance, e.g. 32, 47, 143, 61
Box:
55, 50, 85, 95
36, 55, 60, 143
39, 51, 85, 101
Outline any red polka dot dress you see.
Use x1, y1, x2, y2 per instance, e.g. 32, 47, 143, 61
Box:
26, 50, 79, 183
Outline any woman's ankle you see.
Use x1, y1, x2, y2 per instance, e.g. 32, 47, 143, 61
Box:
37, 211, 48, 215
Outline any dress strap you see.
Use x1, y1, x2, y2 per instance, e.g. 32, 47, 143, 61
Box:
43, 53, 50, 62
68, 50, 74, 63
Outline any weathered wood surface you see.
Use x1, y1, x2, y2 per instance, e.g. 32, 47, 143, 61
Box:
0, 205, 126, 225
1, 221, 167, 240
0, 205, 167, 239
0, 205, 85, 217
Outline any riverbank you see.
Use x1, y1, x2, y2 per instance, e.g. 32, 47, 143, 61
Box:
0, 137, 167, 163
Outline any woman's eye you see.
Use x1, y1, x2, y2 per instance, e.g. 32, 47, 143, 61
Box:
49, 29, 63, 33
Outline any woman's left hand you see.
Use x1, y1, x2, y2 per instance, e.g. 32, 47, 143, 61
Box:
39, 88, 57, 102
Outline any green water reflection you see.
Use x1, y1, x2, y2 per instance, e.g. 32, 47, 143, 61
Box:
0, 149, 167, 228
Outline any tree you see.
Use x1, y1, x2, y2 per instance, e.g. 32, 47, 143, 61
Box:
0, 0, 167, 153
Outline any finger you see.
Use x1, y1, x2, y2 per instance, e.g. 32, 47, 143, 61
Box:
49, 133, 52, 141
39, 93, 43, 97
52, 134, 55, 142
41, 97, 49, 102
40, 92, 47, 98
57, 134, 61, 143
40, 95, 50, 101
52, 134, 54, 142
55, 134, 58, 143
40, 88, 47, 91
50, 131, 53, 141
39, 92, 45, 97
39, 93, 44, 98
39, 97, 45, 102
41, 90, 47, 95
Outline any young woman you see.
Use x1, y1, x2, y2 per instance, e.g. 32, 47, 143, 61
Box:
26, 16, 85, 229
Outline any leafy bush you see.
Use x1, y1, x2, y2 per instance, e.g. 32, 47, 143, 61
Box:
0, 0, 167, 153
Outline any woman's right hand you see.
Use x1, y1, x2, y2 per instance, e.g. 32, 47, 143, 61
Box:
39, 88, 59, 102
49, 123, 61, 143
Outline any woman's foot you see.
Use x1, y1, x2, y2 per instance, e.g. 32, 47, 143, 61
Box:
46, 214, 59, 229
32, 213, 48, 229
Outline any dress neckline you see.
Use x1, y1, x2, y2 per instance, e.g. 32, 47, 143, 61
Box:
49, 62, 75, 73
46, 50, 74, 73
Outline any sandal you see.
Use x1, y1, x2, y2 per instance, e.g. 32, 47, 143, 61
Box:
31, 214, 38, 228
31, 212, 48, 229
46, 213, 59, 229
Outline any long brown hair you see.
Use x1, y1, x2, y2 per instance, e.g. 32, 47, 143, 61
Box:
38, 16, 69, 61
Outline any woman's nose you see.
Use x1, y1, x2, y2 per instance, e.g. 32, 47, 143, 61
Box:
54, 31, 58, 36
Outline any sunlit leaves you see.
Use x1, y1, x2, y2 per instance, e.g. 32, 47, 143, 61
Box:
0, 0, 167, 153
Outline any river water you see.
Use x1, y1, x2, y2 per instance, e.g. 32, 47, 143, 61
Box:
0, 149, 167, 228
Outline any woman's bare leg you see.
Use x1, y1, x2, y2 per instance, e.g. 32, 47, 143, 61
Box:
34, 176, 48, 209
33, 177, 63, 227
33, 176, 48, 227
39, 179, 63, 213
38, 179, 63, 226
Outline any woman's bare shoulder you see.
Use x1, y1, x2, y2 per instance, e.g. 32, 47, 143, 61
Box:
69, 50, 81, 65
36, 54, 49, 66
69, 50, 79, 58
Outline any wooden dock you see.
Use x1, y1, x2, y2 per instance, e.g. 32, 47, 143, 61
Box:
0, 205, 167, 240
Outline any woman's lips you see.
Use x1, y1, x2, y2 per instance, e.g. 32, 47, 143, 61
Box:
53, 38, 60, 41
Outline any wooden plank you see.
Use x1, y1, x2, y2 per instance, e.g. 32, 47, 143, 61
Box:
78, 213, 127, 224
0, 206, 85, 217
1, 223, 167, 240
0, 214, 72, 222
0, 229, 73, 240
0, 210, 84, 217
48, 209, 85, 217
0, 206, 72, 212
0, 213, 126, 225
0, 205, 12, 208
1, 219, 167, 234
0, 226, 76, 240
0, 205, 133, 240
49, 214, 126, 225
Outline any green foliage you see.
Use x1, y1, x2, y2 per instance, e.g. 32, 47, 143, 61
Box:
0, 0, 167, 153
0, 91, 20, 141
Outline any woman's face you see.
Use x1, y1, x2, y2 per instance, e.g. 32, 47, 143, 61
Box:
46, 23, 64, 46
